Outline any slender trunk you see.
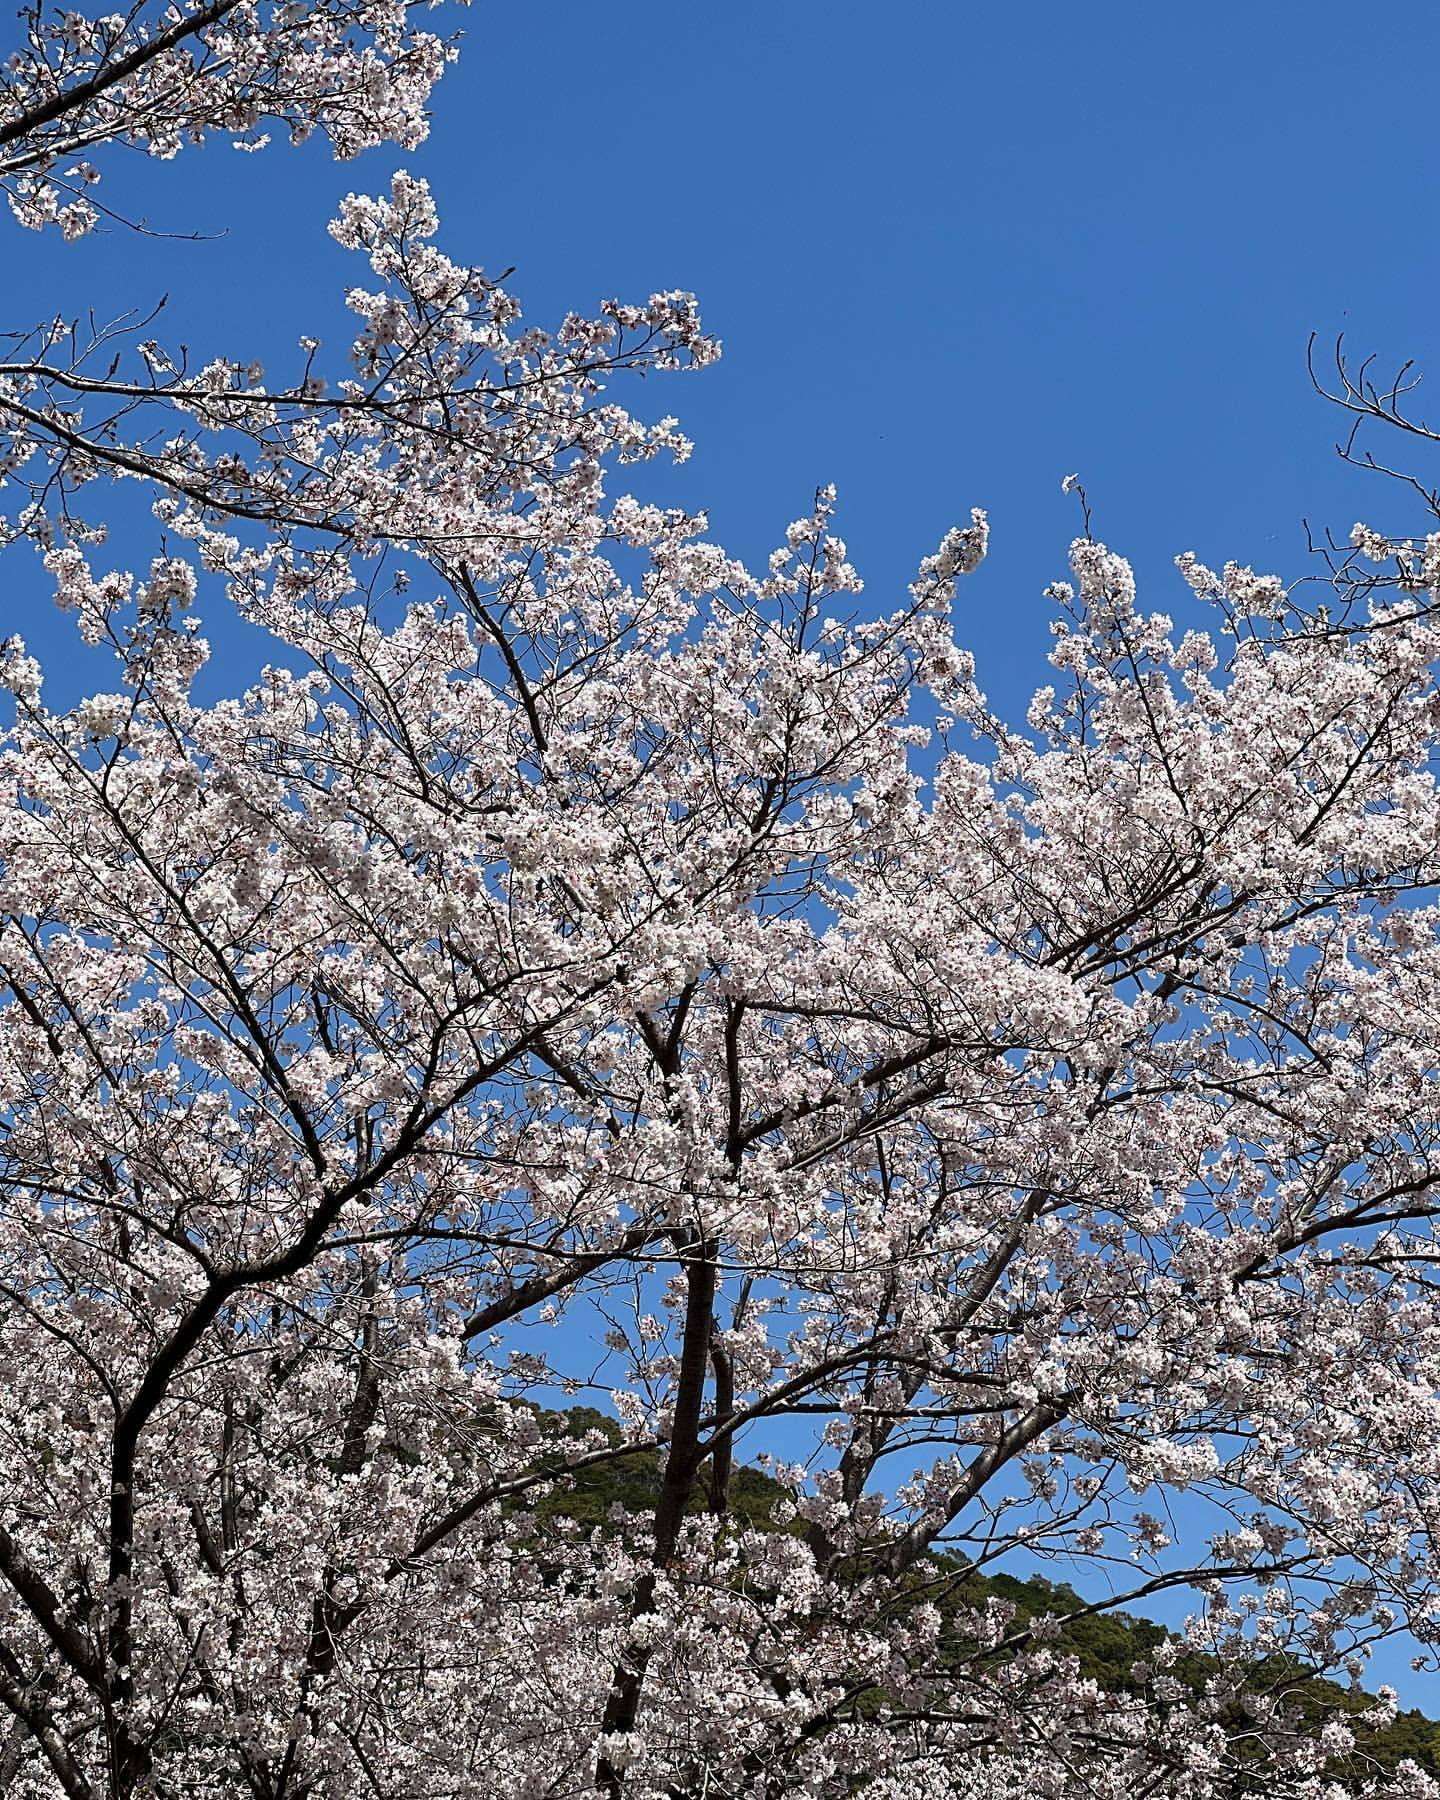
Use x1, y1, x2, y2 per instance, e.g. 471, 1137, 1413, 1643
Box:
596, 1240, 717, 1797
106, 1429, 155, 1799
707, 1332, 733, 1515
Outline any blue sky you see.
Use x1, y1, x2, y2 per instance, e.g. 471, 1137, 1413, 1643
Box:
9, 0, 1440, 1706
14, 0, 1440, 720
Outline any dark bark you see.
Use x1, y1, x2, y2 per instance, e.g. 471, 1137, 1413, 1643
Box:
596, 1240, 717, 1798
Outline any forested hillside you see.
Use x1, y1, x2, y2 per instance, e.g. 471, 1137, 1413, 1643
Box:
530, 1409, 1440, 1783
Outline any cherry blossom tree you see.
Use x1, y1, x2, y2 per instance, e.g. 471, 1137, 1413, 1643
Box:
5, 10, 1440, 1800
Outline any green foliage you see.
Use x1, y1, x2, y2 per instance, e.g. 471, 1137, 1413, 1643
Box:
531, 1406, 782, 1536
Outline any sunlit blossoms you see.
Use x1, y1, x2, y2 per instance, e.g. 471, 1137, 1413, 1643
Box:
5, 8, 1440, 1800
0, 0, 467, 238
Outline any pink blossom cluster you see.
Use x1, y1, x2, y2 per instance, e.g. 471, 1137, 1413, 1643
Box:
0, 0, 468, 238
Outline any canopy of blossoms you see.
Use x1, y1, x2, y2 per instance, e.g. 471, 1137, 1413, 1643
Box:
2, 9, 1440, 1800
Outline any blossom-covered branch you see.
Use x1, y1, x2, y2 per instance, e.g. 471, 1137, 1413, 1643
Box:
0, 0, 466, 238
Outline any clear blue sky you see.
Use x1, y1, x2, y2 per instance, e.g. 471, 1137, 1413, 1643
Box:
13, 0, 1440, 718
9, 0, 1440, 1705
